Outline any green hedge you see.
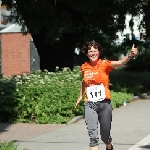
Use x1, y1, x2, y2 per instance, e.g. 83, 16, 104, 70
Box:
0, 67, 138, 124
109, 69, 150, 95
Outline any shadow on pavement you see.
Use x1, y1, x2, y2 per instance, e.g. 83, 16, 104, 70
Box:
0, 124, 11, 133
139, 144, 150, 149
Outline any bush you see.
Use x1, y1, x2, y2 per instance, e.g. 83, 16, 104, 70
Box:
111, 91, 133, 108
0, 67, 83, 123
0, 67, 148, 124
109, 69, 150, 95
0, 141, 18, 150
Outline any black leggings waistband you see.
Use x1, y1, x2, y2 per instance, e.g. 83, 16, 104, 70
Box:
87, 99, 111, 104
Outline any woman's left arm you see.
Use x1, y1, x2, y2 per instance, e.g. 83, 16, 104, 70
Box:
111, 44, 138, 68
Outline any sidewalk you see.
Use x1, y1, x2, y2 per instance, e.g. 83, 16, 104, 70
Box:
0, 99, 150, 150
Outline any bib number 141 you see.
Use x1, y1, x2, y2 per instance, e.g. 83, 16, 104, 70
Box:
87, 84, 106, 102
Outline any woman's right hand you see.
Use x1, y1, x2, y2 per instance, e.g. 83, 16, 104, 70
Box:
74, 97, 82, 108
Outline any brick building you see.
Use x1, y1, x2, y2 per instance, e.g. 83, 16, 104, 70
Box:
0, 1, 40, 76
0, 24, 40, 76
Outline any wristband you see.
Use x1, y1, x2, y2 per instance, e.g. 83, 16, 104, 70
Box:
127, 53, 134, 59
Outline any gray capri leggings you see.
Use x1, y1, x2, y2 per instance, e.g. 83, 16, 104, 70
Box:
84, 99, 112, 147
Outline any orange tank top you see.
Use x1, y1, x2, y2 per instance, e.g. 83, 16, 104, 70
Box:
81, 59, 113, 101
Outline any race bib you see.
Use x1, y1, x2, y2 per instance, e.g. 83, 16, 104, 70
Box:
87, 84, 106, 102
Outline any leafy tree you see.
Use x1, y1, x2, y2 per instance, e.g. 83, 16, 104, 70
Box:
2, 0, 149, 71
120, 0, 150, 71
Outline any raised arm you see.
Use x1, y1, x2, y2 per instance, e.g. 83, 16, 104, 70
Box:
111, 44, 138, 68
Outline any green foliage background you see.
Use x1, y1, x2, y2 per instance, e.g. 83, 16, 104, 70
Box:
1, 67, 149, 124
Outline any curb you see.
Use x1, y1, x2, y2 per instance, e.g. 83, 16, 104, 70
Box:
129, 93, 150, 102
128, 96, 140, 104
67, 116, 84, 125
128, 134, 150, 150
138, 93, 150, 99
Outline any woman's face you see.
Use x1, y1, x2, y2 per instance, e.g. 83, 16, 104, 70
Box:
87, 46, 100, 62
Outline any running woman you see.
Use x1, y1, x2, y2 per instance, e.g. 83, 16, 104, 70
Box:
75, 41, 138, 150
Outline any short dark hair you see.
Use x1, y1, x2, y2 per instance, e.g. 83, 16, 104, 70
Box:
82, 41, 103, 54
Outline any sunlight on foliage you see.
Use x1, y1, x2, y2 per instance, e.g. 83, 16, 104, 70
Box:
0, 67, 149, 124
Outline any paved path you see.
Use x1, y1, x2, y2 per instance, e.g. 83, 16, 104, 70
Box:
0, 99, 150, 150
